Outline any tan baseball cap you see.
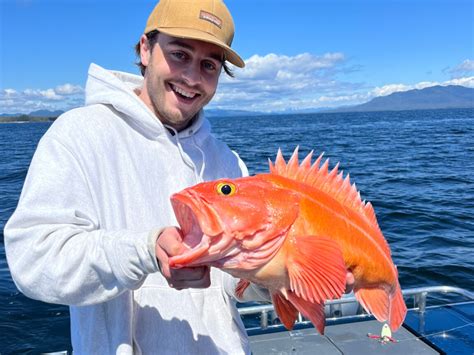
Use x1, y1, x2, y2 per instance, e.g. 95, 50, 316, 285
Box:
144, 0, 245, 68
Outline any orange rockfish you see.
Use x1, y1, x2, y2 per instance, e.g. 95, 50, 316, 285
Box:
169, 148, 407, 333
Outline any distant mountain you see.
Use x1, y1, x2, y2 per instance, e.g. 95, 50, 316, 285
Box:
331, 85, 474, 113
204, 109, 266, 118
29, 109, 64, 117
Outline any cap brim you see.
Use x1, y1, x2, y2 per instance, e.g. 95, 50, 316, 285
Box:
153, 27, 245, 68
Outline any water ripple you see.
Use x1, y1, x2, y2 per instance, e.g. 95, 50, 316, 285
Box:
0, 109, 473, 351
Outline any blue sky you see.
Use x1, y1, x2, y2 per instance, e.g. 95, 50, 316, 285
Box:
1, 0, 473, 113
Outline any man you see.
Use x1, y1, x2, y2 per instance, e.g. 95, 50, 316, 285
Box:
5, 0, 353, 353
4, 0, 267, 353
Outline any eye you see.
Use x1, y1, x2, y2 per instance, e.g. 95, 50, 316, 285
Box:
171, 51, 187, 61
216, 182, 236, 196
203, 60, 217, 72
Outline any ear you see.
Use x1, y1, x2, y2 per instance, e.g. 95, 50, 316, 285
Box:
140, 34, 152, 67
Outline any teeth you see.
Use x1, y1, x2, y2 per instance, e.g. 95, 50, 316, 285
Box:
172, 84, 196, 99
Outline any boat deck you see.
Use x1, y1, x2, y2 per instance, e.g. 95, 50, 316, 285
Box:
249, 320, 439, 354
241, 286, 474, 354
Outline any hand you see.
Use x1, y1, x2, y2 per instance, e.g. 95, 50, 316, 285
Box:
345, 271, 355, 294
155, 227, 210, 290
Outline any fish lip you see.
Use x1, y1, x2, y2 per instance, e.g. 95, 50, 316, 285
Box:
171, 192, 199, 241
171, 190, 223, 239
170, 190, 228, 266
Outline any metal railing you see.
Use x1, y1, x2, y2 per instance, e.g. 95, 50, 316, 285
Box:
43, 286, 473, 353
238, 285, 474, 330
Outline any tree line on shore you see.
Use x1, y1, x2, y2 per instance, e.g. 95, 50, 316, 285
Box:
0, 115, 58, 123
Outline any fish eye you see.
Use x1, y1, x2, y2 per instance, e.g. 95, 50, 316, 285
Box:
216, 182, 236, 196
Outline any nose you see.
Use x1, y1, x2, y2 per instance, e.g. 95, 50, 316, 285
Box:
182, 61, 201, 87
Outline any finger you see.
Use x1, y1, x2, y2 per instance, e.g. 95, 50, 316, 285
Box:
345, 271, 355, 294
158, 228, 187, 256
155, 246, 171, 279
158, 228, 182, 253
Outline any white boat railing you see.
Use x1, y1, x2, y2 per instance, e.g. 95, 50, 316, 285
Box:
238, 285, 474, 330
42, 286, 473, 354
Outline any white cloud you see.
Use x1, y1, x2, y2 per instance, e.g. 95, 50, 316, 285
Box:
2, 56, 473, 115
55, 84, 83, 95
449, 59, 474, 76
445, 76, 474, 87
4, 88, 17, 96
371, 84, 410, 97
0, 84, 84, 114
28, 88, 63, 100
318, 93, 368, 103
444, 58, 474, 79
227, 52, 345, 81
213, 52, 360, 111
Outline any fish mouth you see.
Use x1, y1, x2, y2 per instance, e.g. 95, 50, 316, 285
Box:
171, 192, 205, 247
170, 190, 235, 268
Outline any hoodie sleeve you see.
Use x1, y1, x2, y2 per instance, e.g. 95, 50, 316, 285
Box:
4, 134, 159, 307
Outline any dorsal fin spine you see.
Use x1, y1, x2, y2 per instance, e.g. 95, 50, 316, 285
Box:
339, 175, 351, 203
287, 147, 300, 177
303, 155, 322, 184
298, 151, 313, 180
269, 148, 381, 230
269, 158, 275, 174
328, 164, 339, 181
275, 149, 286, 174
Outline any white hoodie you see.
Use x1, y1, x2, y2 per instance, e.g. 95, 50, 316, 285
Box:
5, 64, 268, 354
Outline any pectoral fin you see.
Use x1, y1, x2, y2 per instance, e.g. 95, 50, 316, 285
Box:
285, 235, 346, 303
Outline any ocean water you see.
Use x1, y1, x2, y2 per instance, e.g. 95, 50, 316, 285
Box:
1, 108, 473, 353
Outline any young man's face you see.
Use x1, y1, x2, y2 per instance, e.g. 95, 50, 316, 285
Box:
139, 33, 224, 131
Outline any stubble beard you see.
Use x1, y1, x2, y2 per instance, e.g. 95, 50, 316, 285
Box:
146, 78, 196, 130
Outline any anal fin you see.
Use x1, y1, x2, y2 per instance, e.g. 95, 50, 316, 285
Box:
355, 287, 389, 323
272, 292, 299, 330
389, 285, 407, 331
355, 284, 407, 332
287, 292, 326, 334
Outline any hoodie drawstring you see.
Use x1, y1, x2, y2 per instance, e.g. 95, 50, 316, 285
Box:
193, 135, 206, 181
164, 124, 205, 183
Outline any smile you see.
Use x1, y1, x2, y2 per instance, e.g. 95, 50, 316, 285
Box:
170, 84, 199, 99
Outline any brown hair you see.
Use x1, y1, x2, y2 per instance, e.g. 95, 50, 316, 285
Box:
134, 30, 235, 78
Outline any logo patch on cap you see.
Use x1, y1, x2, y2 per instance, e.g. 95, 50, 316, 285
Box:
199, 10, 222, 29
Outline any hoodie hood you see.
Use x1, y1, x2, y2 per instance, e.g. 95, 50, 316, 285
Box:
84, 63, 208, 141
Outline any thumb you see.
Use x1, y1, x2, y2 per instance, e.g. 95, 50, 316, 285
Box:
155, 227, 187, 278
158, 227, 188, 256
